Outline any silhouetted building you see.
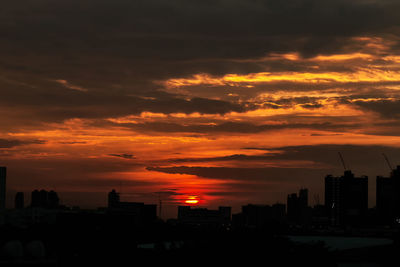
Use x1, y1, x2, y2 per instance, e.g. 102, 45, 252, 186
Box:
31, 189, 60, 209
287, 193, 297, 221
0, 166, 6, 210
31, 190, 40, 207
299, 188, 308, 207
325, 170, 368, 226
15, 192, 24, 209
108, 189, 120, 208
233, 203, 286, 228
311, 204, 330, 226
178, 206, 231, 227
39, 190, 48, 207
287, 188, 310, 225
271, 203, 286, 222
376, 165, 400, 224
48, 190, 60, 208
107, 189, 157, 225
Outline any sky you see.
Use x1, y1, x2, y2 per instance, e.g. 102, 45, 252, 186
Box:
1, 0, 400, 218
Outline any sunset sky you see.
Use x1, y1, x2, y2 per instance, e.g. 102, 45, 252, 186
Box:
2, 0, 400, 218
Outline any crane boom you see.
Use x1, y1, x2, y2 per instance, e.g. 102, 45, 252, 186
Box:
382, 153, 394, 171
338, 152, 348, 171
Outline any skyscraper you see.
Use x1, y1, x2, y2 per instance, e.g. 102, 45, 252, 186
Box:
325, 170, 368, 226
287, 188, 310, 224
108, 189, 120, 208
31, 189, 60, 209
15, 192, 24, 209
48, 190, 60, 208
0, 167, 6, 210
376, 165, 400, 224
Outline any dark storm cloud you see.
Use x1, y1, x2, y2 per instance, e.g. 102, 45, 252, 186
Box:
147, 166, 324, 181
352, 99, 400, 118
2, 157, 148, 190
112, 121, 358, 134
154, 144, 400, 168
243, 144, 400, 170
0, 139, 46, 148
3, 0, 399, 59
148, 144, 400, 186
167, 154, 272, 163
1, 0, 400, 124
0, 84, 248, 123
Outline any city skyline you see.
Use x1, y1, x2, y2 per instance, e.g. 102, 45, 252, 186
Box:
2, 0, 400, 219
1, 163, 400, 221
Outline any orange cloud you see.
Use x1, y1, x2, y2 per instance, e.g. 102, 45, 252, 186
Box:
164, 68, 400, 88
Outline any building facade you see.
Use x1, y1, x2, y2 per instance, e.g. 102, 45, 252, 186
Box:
287, 188, 309, 225
178, 206, 231, 227
325, 170, 368, 226
0, 167, 6, 210
376, 165, 400, 224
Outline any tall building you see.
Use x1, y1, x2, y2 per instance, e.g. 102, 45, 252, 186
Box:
376, 165, 400, 224
178, 206, 231, 226
15, 192, 24, 209
325, 170, 368, 226
233, 203, 286, 228
48, 190, 60, 208
107, 189, 157, 225
299, 188, 308, 207
31, 189, 60, 209
287, 188, 309, 225
31, 189, 41, 207
108, 189, 120, 208
287, 193, 298, 222
0, 167, 6, 210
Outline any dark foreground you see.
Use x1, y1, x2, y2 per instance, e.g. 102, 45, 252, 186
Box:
1, 217, 400, 267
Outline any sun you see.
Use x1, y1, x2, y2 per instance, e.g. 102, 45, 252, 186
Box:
184, 196, 199, 205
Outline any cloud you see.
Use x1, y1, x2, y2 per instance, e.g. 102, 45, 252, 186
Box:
55, 79, 88, 92
352, 99, 400, 118
2, 0, 400, 211
2, 157, 149, 192
58, 141, 87, 144
109, 154, 136, 159
111, 121, 358, 134
0, 139, 46, 148
148, 144, 400, 183
146, 166, 327, 186
0, 87, 249, 123
1, 0, 400, 125
243, 144, 400, 171
167, 154, 273, 163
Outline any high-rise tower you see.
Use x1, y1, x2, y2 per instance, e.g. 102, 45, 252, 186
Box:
325, 170, 368, 226
0, 167, 6, 210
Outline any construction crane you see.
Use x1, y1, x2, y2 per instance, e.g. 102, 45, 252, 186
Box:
338, 152, 349, 171
382, 153, 394, 171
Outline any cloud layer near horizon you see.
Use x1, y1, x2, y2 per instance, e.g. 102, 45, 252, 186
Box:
2, 0, 400, 216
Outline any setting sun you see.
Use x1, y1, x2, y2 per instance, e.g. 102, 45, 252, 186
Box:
184, 196, 199, 205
